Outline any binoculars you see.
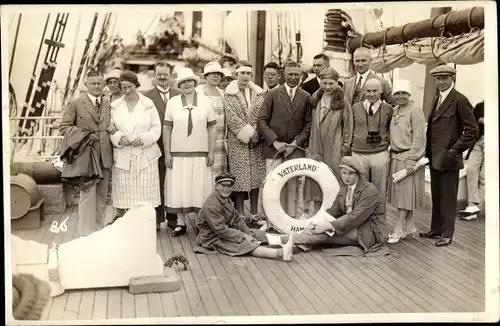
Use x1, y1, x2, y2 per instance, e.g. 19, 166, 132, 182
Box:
366, 131, 382, 144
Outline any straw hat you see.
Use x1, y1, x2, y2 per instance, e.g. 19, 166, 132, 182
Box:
392, 79, 412, 95
105, 69, 121, 82
174, 67, 200, 88
202, 61, 224, 77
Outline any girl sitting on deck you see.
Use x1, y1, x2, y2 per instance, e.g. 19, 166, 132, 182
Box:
195, 173, 295, 261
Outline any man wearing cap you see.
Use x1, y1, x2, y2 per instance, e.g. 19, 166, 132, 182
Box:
343, 47, 393, 106
195, 173, 295, 261
59, 70, 113, 237
291, 156, 388, 252
420, 65, 479, 247
258, 61, 314, 218
348, 78, 393, 204
144, 61, 182, 231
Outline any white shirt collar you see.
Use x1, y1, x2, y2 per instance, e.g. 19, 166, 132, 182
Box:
157, 85, 170, 93
439, 84, 454, 102
356, 70, 371, 84
363, 99, 382, 114
284, 83, 298, 94
87, 93, 100, 105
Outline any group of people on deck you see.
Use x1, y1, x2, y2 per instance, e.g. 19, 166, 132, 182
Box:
59, 46, 483, 262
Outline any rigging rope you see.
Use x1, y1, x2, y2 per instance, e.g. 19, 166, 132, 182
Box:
123, 13, 159, 63
9, 14, 22, 78
63, 13, 82, 103
246, 12, 250, 60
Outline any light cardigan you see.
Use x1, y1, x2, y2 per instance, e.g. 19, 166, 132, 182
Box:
109, 93, 162, 175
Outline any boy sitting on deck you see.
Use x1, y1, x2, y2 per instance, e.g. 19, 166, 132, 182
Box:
195, 173, 295, 261
287, 156, 389, 253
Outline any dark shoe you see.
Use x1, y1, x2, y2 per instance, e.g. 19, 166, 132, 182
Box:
172, 225, 187, 237
419, 230, 442, 239
435, 237, 452, 247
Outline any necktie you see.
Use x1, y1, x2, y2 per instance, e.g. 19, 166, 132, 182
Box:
187, 108, 193, 137
353, 76, 363, 100
160, 91, 169, 104
368, 102, 374, 115
346, 186, 354, 213
289, 87, 294, 101
436, 94, 443, 110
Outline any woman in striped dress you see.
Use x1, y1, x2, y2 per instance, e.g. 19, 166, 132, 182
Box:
196, 61, 228, 178
387, 79, 426, 244
109, 70, 162, 218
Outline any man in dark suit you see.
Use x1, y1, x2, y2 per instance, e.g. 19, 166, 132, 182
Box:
263, 62, 281, 93
301, 53, 329, 95
258, 61, 313, 218
59, 70, 114, 237
420, 65, 479, 247
143, 60, 182, 231
343, 47, 393, 106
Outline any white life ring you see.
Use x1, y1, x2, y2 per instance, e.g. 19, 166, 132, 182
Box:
262, 158, 340, 234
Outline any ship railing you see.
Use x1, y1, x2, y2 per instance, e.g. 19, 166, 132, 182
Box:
9, 116, 63, 160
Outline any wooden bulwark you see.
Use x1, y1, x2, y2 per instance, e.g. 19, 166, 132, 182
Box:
11, 203, 485, 320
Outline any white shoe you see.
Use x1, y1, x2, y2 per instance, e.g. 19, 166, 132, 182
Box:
282, 234, 295, 261
459, 205, 480, 215
461, 214, 478, 221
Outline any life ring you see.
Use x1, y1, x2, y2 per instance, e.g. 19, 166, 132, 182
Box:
262, 158, 340, 234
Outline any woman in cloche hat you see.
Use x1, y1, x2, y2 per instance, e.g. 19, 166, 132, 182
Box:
196, 61, 229, 179
104, 68, 123, 102
164, 67, 217, 237
386, 79, 426, 244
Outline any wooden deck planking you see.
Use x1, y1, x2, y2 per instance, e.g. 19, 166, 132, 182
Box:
9, 202, 486, 320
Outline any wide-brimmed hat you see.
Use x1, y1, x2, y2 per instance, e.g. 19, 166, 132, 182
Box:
339, 156, 364, 175
392, 79, 412, 95
174, 67, 200, 88
105, 69, 121, 82
202, 61, 224, 77
429, 64, 456, 76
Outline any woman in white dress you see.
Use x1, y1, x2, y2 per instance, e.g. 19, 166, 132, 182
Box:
196, 61, 228, 178
109, 70, 162, 219
164, 67, 217, 237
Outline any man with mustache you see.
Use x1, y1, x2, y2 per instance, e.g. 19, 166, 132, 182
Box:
420, 65, 479, 247
144, 60, 181, 232
344, 47, 393, 106
258, 61, 313, 218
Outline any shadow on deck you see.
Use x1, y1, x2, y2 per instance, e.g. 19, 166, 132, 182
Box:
11, 203, 485, 320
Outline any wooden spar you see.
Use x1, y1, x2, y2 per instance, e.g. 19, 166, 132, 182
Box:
190, 37, 238, 61
422, 7, 452, 120
347, 6, 484, 51
255, 11, 266, 88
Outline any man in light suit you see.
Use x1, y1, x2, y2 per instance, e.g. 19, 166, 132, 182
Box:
420, 65, 479, 247
343, 47, 394, 106
258, 61, 313, 218
143, 61, 182, 231
59, 70, 113, 237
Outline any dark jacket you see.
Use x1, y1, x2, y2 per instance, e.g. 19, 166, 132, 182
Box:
143, 86, 182, 167
301, 77, 320, 96
343, 71, 394, 106
257, 85, 313, 159
425, 88, 479, 171
465, 101, 484, 160
59, 94, 113, 169
195, 190, 266, 256
328, 178, 388, 253
59, 128, 104, 189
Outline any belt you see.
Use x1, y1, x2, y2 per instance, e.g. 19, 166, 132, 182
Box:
390, 148, 410, 154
